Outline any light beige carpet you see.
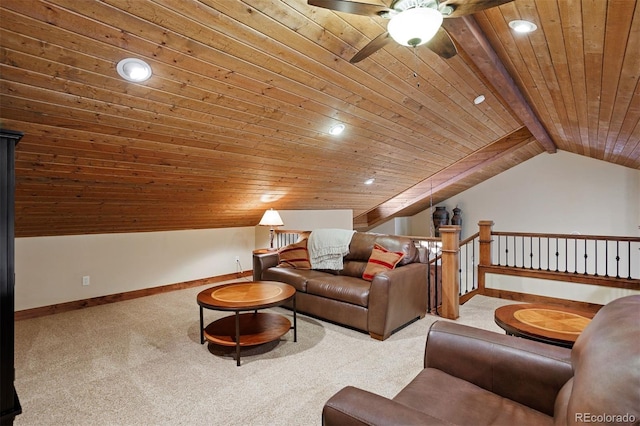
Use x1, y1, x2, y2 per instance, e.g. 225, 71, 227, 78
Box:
14, 282, 512, 426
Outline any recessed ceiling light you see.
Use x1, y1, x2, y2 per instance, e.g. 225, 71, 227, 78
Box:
364, 178, 375, 185
508, 20, 537, 33
329, 123, 345, 135
116, 58, 152, 82
473, 95, 485, 105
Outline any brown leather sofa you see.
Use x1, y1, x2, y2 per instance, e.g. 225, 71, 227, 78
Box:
253, 232, 428, 340
323, 295, 640, 425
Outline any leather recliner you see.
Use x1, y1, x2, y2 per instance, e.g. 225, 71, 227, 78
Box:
322, 295, 640, 425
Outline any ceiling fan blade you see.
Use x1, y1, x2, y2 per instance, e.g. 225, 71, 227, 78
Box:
425, 27, 458, 59
440, 0, 515, 18
350, 31, 392, 63
308, 0, 392, 17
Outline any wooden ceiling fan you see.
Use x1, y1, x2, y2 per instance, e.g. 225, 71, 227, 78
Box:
308, 0, 514, 63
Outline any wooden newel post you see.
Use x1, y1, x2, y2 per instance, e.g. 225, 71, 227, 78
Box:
478, 220, 494, 295
439, 225, 460, 320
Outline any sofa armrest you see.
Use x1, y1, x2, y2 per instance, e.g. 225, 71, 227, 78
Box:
323, 386, 444, 426
425, 321, 573, 416
367, 262, 428, 340
252, 252, 279, 281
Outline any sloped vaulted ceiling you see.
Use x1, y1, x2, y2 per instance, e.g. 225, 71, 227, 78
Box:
0, 0, 638, 237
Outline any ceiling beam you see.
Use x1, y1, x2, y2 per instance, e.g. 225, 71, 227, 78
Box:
354, 126, 538, 230
444, 16, 557, 153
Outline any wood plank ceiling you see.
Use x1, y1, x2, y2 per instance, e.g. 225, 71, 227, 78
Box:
1, 0, 638, 237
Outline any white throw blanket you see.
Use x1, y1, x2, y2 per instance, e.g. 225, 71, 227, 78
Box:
308, 228, 356, 270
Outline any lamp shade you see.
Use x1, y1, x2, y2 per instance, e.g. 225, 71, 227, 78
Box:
387, 7, 443, 47
258, 208, 284, 227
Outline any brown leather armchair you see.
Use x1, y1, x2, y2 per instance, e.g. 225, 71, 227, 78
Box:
323, 295, 640, 425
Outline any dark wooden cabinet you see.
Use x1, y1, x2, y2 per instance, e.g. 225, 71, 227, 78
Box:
0, 129, 22, 425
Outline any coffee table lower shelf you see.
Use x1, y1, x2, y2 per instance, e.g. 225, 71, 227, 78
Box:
203, 312, 292, 366
204, 312, 291, 347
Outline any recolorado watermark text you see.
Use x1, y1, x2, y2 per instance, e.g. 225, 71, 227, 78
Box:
575, 413, 636, 423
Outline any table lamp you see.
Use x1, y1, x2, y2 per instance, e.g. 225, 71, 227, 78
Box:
258, 208, 284, 249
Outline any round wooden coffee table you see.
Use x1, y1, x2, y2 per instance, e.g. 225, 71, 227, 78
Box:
197, 281, 296, 366
494, 303, 595, 348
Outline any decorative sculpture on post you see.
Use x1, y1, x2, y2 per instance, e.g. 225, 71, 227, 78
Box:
451, 207, 462, 226
451, 207, 462, 238
432, 206, 450, 237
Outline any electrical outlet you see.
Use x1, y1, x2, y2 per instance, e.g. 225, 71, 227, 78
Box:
82, 275, 90, 286
235, 256, 240, 262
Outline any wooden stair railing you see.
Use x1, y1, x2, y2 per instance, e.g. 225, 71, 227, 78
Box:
408, 236, 443, 316
414, 221, 638, 319
274, 229, 307, 248
274, 224, 639, 319
477, 221, 640, 307
409, 226, 461, 320
439, 226, 461, 319
458, 231, 481, 305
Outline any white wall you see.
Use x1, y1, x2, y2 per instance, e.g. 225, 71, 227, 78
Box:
370, 217, 411, 235
16, 209, 353, 311
408, 150, 639, 239
405, 150, 640, 304
15, 227, 254, 311
369, 220, 395, 235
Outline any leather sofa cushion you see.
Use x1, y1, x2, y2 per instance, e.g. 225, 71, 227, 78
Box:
306, 275, 370, 307
262, 268, 329, 292
344, 232, 377, 261
394, 368, 553, 426
341, 260, 367, 278
375, 234, 419, 265
344, 232, 419, 265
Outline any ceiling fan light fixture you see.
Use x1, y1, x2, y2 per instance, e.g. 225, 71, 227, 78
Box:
387, 7, 443, 47
116, 58, 152, 82
509, 20, 537, 33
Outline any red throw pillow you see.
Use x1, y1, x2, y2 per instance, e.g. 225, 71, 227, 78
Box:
278, 239, 311, 269
362, 243, 404, 281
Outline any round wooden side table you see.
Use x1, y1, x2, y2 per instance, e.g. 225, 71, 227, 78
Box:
494, 303, 595, 348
